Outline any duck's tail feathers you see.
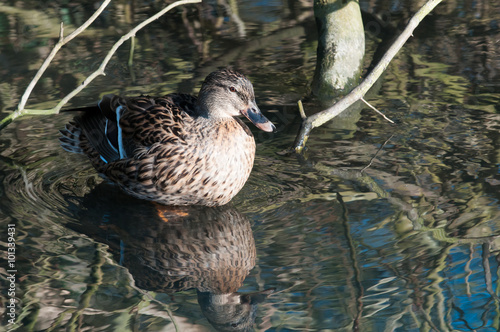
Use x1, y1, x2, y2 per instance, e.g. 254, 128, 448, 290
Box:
59, 121, 84, 154
59, 106, 101, 154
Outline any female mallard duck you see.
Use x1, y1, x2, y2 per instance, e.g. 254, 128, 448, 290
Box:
60, 68, 275, 206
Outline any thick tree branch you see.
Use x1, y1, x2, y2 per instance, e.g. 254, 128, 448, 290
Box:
0, 0, 201, 131
292, 0, 443, 153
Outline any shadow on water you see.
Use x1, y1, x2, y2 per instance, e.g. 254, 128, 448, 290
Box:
65, 184, 274, 332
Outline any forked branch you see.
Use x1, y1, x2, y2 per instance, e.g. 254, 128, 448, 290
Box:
0, 0, 201, 131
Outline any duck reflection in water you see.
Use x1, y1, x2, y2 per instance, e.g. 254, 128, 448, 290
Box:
67, 185, 274, 332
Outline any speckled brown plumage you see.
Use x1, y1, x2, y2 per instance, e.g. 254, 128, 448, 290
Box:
60, 69, 275, 206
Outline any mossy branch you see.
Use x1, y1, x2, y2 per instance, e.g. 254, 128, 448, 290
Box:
0, 0, 201, 131
292, 0, 443, 153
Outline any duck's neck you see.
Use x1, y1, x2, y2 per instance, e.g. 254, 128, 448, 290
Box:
196, 90, 235, 120
194, 112, 238, 133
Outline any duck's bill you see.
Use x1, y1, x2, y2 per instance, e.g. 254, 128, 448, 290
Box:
241, 105, 276, 133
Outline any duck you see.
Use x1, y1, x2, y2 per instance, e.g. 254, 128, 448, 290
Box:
59, 68, 275, 206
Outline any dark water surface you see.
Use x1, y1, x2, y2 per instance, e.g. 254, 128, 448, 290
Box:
1, 1, 500, 331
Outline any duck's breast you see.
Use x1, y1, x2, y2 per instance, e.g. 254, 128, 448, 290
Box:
154, 117, 256, 205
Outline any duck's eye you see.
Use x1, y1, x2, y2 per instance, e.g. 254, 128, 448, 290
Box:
229, 86, 236, 92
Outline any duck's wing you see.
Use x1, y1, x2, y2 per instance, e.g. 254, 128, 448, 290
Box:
118, 93, 197, 147
60, 102, 123, 164
73, 94, 196, 165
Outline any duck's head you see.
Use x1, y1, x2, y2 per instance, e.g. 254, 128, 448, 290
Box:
197, 68, 276, 133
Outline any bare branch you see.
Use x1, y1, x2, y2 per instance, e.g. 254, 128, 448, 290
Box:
15, 0, 112, 117
292, 0, 443, 153
52, 0, 201, 114
0, 0, 201, 131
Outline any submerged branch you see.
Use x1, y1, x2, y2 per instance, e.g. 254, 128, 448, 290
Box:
0, 0, 201, 131
292, 0, 443, 153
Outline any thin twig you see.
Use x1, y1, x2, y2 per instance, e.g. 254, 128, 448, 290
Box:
297, 100, 306, 119
360, 97, 394, 123
128, 37, 137, 83
360, 134, 394, 173
128, 36, 136, 67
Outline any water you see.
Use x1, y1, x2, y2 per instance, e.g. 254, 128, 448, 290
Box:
1, 0, 500, 331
